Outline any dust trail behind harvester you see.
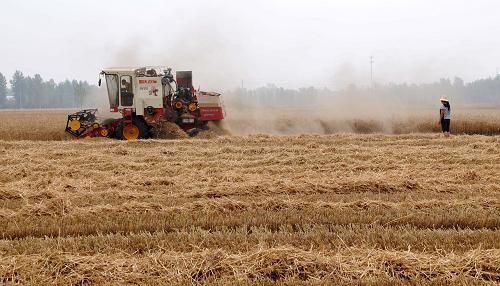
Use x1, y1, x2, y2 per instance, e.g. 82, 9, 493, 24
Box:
218, 89, 500, 136
219, 89, 413, 135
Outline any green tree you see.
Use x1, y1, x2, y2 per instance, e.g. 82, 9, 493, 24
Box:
43, 79, 56, 108
73, 80, 85, 108
32, 74, 44, 108
23, 76, 35, 108
57, 80, 73, 108
10, 70, 26, 108
0, 72, 7, 107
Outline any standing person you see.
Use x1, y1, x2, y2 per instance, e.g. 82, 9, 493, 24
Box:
439, 96, 451, 137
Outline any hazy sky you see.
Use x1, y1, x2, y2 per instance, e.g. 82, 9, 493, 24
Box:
1, 0, 500, 90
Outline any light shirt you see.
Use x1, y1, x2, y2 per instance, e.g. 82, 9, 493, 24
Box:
440, 103, 451, 120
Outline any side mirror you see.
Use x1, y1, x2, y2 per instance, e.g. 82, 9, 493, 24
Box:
98, 78, 102, 87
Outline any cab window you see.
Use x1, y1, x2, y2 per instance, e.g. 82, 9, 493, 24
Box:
120, 75, 134, 106
105, 74, 119, 108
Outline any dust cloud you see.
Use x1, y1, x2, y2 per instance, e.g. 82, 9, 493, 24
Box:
218, 86, 436, 135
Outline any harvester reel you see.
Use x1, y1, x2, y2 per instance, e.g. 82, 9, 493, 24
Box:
69, 119, 81, 131
65, 109, 98, 137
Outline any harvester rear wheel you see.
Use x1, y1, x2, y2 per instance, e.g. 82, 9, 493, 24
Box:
116, 117, 148, 140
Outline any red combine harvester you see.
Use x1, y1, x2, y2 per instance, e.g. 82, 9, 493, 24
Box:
65, 67, 224, 139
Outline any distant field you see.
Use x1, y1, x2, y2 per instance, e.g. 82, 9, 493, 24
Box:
0, 134, 499, 284
0, 108, 499, 141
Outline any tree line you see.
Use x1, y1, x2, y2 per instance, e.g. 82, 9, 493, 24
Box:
1, 70, 499, 109
228, 76, 500, 107
363, 76, 500, 106
0, 71, 98, 109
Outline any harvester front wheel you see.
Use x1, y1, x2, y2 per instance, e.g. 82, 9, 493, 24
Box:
116, 118, 148, 140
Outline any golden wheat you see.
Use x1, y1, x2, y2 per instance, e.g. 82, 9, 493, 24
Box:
1, 109, 500, 141
0, 125, 499, 284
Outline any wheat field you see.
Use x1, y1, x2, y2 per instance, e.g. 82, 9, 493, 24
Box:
0, 110, 499, 285
1, 108, 500, 141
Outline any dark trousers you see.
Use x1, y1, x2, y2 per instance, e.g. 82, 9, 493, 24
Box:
441, 119, 450, 132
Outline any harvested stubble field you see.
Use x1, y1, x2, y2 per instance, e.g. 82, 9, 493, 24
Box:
0, 110, 499, 285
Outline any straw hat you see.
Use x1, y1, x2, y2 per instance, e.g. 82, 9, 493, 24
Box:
439, 95, 449, 102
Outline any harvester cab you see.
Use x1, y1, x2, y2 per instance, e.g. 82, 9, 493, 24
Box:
65, 66, 225, 140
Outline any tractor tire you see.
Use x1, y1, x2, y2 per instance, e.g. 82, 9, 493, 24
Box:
116, 117, 149, 140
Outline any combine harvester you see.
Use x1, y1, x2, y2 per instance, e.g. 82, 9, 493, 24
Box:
65, 67, 224, 139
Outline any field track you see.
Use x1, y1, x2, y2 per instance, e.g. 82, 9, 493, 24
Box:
0, 133, 499, 284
